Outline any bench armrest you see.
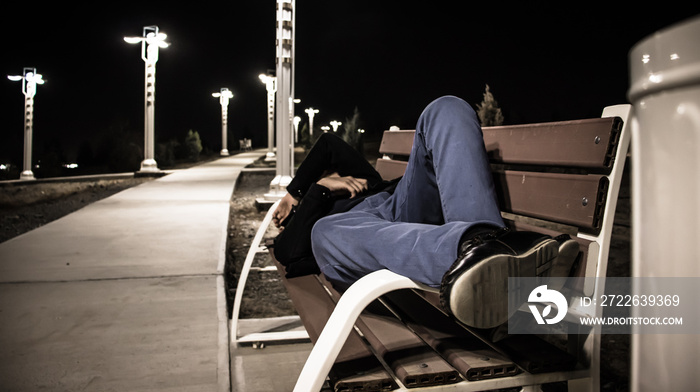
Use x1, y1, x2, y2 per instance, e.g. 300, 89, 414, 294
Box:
294, 269, 437, 392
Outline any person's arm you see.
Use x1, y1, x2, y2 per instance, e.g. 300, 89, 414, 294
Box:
316, 174, 368, 198
286, 133, 382, 200
272, 174, 369, 228
273, 193, 300, 228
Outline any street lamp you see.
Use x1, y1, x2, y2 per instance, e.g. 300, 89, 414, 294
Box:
258, 73, 277, 160
330, 120, 342, 132
264, 0, 296, 200
304, 107, 319, 138
293, 116, 301, 143
212, 88, 234, 156
124, 25, 169, 173
7, 68, 45, 180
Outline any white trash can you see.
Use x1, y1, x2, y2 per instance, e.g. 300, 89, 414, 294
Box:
627, 15, 700, 392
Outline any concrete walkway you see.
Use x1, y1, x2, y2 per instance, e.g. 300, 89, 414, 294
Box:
0, 151, 265, 392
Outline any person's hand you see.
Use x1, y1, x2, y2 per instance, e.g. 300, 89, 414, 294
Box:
273, 193, 299, 228
317, 174, 368, 198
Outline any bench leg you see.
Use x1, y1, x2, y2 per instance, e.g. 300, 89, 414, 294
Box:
293, 269, 436, 392
230, 200, 279, 343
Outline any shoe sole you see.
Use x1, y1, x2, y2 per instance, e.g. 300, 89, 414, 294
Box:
548, 238, 580, 291
446, 238, 559, 329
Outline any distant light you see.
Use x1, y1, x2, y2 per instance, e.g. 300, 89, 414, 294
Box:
642, 54, 650, 64
649, 73, 663, 84
670, 53, 680, 60
149, 33, 169, 48
124, 31, 169, 48
212, 88, 234, 99
0, 164, 8, 171
26, 72, 45, 84
63, 163, 78, 169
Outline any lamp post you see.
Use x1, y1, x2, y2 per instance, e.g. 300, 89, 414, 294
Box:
7, 68, 44, 180
212, 88, 233, 156
258, 73, 277, 160
124, 25, 169, 173
293, 116, 301, 143
305, 107, 318, 138
265, 0, 295, 200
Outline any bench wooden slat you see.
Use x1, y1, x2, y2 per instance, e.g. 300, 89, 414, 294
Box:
377, 117, 622, 181
272, 259, 397, 390
494, 171, 607, 231
376, 163, 607, 231
488, 333, 579, 374
483, 117, 622, 171
375, 158, 408, 181
383, 290, 521, 381
395, 290, 578, 375
315, 274, 463, 388
357, 302, 462, 388
379, 130, 415, 156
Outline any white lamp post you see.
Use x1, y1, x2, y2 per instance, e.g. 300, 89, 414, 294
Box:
124, 25, 169, 173
305, 107, 319, 138
7, 68, 44, 181
330, 120, 342, 132
258, 73, 277, 160
293, 116, 301, 143
265, 0, 295, 200
212, 88, 233, 156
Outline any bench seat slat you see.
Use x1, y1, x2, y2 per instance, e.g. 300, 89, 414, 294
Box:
388, 290, 579, 375
315, 274, 463, 388
271, 259, 397, 390
357, 302, 462, 388
383, 290, 521, 381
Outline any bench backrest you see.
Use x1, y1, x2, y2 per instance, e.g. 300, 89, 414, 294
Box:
375, 105, 631, 296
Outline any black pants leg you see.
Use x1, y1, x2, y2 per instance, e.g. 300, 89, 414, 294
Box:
286, 133, 383, 199
274, 133, 383, 277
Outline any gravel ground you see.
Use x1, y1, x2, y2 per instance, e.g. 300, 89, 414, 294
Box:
223, 170, 297, 319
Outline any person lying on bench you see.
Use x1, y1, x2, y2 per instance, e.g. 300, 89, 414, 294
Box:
272, 95, 578, 329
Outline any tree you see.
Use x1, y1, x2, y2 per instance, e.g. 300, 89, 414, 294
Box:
341, 107, 363, 153
477, 84, 504, 126
185, 129, 203, 162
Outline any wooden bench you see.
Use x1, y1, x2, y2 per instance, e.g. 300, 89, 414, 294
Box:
232, 104, 631, 391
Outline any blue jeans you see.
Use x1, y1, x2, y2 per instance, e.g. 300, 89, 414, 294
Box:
311, 96, 505, 288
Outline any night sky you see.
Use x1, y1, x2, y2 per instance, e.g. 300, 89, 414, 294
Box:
1, 1, 699, 166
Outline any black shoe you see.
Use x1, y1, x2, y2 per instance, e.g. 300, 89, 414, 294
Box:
440, 229, 576, 329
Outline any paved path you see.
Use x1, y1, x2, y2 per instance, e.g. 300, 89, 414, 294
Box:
0, 151, 265, 392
